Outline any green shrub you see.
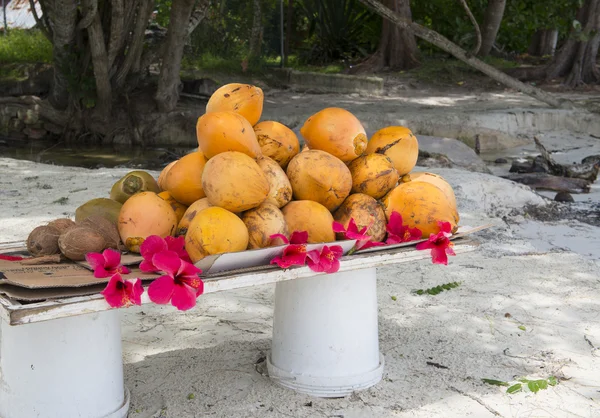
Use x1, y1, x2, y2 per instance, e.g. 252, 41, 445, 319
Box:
0, 29, 53, 64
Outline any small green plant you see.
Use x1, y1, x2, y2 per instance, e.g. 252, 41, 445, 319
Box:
482, 376, 558, 394
413, 282, 461, 295
186, 393, 195, 400
391, 295, 397, 301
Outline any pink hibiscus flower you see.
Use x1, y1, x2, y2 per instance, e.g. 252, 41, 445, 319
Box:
85, 248, 131, 278
270, 231, 311, 269
100, 273, 143, 308
140, 235, 191, 273
306, 245, 344, 274
147, 251, 204, 311
385, 212, 423, 244
416, 221, 456, 265
332, 219, 383, 250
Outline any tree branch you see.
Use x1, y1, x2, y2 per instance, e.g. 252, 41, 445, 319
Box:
77, 0, 98, 30
82, 0, 112, 119
140, 0, 210, 72
48, 0, 78, 110
114, 0, 155, 89
30, 0, 53, 41
108, 0, 125, 70
358, 0, 576, 109
155, 0, 198, 112
457, 0, 481, 55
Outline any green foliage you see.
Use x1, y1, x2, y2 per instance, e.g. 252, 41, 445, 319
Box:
297, 0, 378, 64
0, 30, 53, 64
482, 376, 558, 394
412, 0, 581, 54
413, 282, 461, 296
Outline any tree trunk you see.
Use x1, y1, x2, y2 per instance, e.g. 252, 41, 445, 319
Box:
478, 0, 506, 57
248, 0, 263, 62
353, 0, 418, 73
48, 0, 78, 109
284, 0, 294, 66
546, 0, 600, 87
358, 0, 575, 109
528, 29, 559, 56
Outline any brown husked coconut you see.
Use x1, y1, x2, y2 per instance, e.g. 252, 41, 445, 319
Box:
47, 218, 77, 234
27, 225, 61, 256
242, 202, 289, 249
256, 156, 293, 208
80, 215, 123, 250
58, 226, 107, 261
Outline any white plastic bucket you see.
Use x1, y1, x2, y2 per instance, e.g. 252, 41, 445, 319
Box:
0, 310, 129, 418
267, 267, 384, 397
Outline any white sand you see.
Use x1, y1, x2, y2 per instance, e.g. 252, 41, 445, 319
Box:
1, 157, 599, 417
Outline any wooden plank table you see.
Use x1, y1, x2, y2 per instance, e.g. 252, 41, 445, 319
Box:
0, 238, 479, 418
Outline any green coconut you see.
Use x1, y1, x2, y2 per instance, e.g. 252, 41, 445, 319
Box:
75, 198, 123, 225
109, 170, 160, 203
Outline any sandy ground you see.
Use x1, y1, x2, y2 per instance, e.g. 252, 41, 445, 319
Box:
1, 157, 599, 418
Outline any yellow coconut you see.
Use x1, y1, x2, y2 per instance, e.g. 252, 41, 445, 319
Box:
202, 151, 270, 212
333, 194, 387, 242
185, 206, 249, 263
158, 191, 188, 223
242, 202, 289, 249
366, 126, 419, 176
164, 151, 208, 206
176, 198, 213, 236
300, 107, 367, 163
254, 121, 300, 168
196, 111, 262, 159
256, 156, 293, 208
347, 154, 399, 199
286, 149, 352, 211
205, 83, 264, 126
282, 200, 335, 243
118, 191, 178, 253
405, 171, 457, 209
382, 182, 459, 237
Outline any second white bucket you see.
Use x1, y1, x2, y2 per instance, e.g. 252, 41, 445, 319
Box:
0, 310, 129, 418
267, 267, 384, 397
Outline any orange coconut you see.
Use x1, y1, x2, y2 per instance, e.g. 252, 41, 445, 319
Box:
366, 126, 419, 176
286, 149, 352, 211
405, 171, 457, 209
158, 191, 188, 223
164, 151, 208, 206
158, 160, 177, 191
202, 151, 270, 212
300, 107, 367, 163
256, 156, 293, 208
176, 198, 213, 236
196, 111, 262, 159
242, 202, 289, 249
282, 200, 335, 243
254, 121, 300, 168
205, 83, 264, 126
118, 191, 178, 253
185, 206, 249, 263
333, 193, 387, 242
382, 182, 459, 238
347, 154, 399, 199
